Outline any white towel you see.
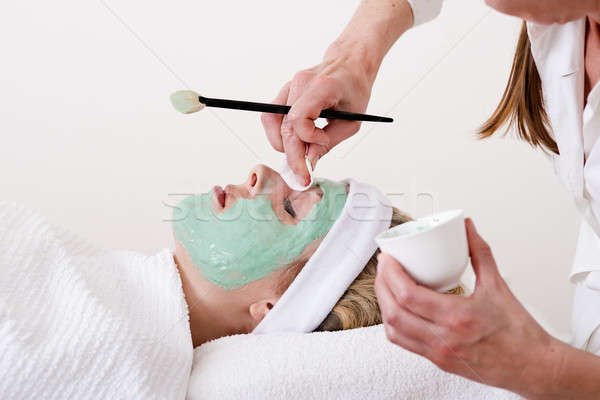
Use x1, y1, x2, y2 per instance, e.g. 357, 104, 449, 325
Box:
188, 324, 522, 400
0, 202, 193, 400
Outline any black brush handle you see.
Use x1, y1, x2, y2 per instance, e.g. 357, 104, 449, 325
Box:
198, 96, 393, 123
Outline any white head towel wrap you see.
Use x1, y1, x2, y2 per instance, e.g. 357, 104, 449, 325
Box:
253, 178, 393, 334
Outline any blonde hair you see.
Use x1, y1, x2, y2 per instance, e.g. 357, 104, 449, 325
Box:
317, 208, 463, 332
276, 208, 464, 333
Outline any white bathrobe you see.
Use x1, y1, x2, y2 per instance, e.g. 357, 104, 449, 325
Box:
0, 202, 193, 399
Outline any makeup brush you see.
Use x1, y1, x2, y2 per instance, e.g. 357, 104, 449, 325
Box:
170, 90, 393, 123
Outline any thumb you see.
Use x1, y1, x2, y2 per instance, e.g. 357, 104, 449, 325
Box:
465, 218, 500, 288
306, 118, 362, 170
306, 143, 329, 171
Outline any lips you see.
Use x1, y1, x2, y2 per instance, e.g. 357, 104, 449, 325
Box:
213, 185, 226, 209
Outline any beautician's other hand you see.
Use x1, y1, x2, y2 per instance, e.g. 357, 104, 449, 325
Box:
375, 219, 561, 399
261, 46, 373, 183
261, 0, 415, 183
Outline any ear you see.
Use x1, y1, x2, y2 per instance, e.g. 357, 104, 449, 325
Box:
249, 297, 278, 326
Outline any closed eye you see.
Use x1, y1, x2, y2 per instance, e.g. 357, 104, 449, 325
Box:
284, 198, 296, 218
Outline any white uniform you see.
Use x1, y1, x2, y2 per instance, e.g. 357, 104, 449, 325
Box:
408, 1, 600, 354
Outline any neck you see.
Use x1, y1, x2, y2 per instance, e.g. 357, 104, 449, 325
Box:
173, 254, 229, 347
585, 17, 600, 99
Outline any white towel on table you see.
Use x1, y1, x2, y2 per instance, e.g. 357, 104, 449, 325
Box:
0, 202, 193, 400
188, 324, 522, 400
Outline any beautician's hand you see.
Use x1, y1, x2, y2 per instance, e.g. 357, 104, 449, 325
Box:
262, 0, 415, 183
375, 219, 570, 399
261, 50, 372, 183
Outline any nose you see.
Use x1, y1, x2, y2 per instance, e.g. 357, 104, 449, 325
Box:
246, 164, 273, 197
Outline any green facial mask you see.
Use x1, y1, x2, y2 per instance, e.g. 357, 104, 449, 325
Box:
173, 178, 348, 290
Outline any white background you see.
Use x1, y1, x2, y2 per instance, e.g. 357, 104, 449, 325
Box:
0, 0, 579, 337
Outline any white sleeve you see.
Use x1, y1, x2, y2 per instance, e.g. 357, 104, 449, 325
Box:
406, 0, 443, 26
587, 325, 600, 356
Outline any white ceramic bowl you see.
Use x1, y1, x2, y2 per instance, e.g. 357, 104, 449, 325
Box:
375, 209, 468, 292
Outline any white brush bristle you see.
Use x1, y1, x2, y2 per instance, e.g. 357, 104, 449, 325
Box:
170, 90, 205, 114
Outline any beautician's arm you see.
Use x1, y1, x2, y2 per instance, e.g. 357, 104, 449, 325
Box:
375, 219, 600, 399
261, 0, 414, 183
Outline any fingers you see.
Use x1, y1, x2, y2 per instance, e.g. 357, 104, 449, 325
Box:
465, 218, 500, 288
306, 143, 326, 171
291, 118, 329, 147
282, 72, 344, 178
377, 253, 459, 323
383, 317, 432, 358
305, 119, 362, 170
265, 69, 361, 178
375, 274, 434, 357
323, 119, 361, 147
286, 76, 341, 144
280, 71, 317, 179
281, 120, 309, 180
261, 82, 291, 153
286, 115, 329, 175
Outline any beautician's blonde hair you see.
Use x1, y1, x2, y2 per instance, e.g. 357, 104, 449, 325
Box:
277, 208, 463, 332
478, 21, 558, 154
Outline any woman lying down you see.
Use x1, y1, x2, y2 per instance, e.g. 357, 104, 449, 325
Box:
0, 164, 461, 399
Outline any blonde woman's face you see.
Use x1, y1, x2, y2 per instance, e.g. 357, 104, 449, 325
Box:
172, 164, 347, 290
